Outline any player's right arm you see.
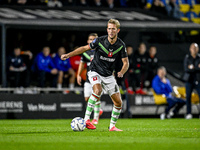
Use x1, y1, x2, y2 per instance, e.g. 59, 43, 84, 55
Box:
61, 45, 90, 60
77, 61, 86, 86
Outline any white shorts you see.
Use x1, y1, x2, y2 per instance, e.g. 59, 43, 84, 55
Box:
84, 82, 93, 98
88, 71, 119, 96
84, 81, 106, 98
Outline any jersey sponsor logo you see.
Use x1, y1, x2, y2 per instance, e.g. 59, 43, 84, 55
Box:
93, 76, 97, 81
100, 56, 115, 62
108, 52, 113, 57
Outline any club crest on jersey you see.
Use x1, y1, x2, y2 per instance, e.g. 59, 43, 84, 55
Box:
108, 52, 113, 57
93, 76, 97, 81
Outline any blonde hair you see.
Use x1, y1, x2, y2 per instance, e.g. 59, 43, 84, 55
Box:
107, 19, 120, 29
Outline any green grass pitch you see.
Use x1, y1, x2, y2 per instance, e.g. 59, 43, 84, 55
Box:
0, 119, 200, 150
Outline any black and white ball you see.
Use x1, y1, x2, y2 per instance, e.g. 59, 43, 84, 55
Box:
71, 117, 86, 131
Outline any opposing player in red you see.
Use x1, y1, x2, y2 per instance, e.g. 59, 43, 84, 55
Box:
61, 19, 129, 131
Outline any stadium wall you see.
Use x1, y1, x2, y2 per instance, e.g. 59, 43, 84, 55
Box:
0, 93, 128, 119
0, 93, 199, 119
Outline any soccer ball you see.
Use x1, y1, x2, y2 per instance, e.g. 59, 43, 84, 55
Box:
71, 117, 86, 131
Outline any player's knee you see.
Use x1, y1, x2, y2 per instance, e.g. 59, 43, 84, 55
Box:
116, 99, 122, 107
93, 88, 102, 96
112, 94, 122, 107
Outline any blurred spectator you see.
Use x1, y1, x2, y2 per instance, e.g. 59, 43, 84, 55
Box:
176, 0, 186, 5
17, 0, 27, 4
165, 0, 182, 19
187, 0, 200, 6
0, 0, 27, 5
119, 0, 128, 7
186, 11, 198, 20
47, 0, 63, 7
53, 47, 75, 90
107, 0, 114, 8
20, 50, 33, 71
126, 45, 134, 67
32, 47, 58, 87
0, 0, 48, 5
183, 43, 200, 119
94, 0, 102, 7
150, 0, 168, 15
152, 66, 186, 120
0, 0, 155, 8
20, 50, 33, 87
131, 43, 148, 94
146, 46, 159, 88
7, 47, 28, 87
80, 0, 87, 6
125, 46, 135, 94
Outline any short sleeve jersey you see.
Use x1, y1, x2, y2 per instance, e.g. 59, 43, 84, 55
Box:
81, 50, 95, 68
89, 35, 127, 77
81, 50, 95, 82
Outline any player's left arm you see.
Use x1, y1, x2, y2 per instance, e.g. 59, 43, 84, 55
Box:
118, 57, 129, 78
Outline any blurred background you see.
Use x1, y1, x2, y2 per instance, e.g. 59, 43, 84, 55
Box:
0, 0, 200, 119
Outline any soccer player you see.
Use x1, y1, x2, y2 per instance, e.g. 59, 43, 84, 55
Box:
77, 33, 103, 125
61, 19, 129, 131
